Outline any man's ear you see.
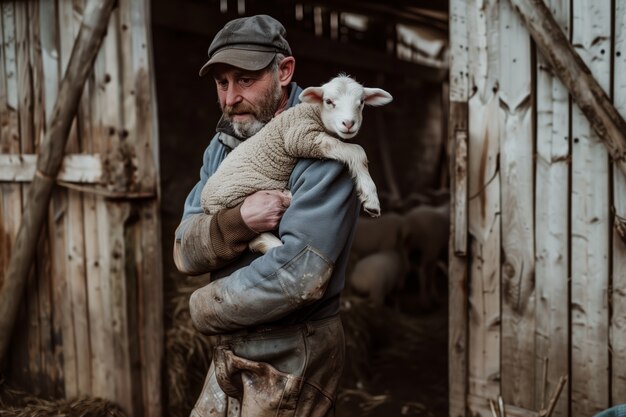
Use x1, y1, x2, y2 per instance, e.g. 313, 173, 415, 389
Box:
278, 56, 296, 87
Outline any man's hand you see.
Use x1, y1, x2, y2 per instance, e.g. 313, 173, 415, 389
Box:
240, 190, 292, 233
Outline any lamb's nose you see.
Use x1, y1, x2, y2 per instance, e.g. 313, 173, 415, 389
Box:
342, 120, 355, 129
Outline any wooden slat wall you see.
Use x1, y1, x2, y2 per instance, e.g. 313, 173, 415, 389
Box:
450, 0, 626, 416
0, 1, 162, 416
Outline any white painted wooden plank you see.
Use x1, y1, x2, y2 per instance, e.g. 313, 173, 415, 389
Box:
534, 1, 570, 416
0, 154, 103, 183
498, 0, 535, 409
467, 0, 502, 414
611, 0, 626, 404
570, 0, 611, 415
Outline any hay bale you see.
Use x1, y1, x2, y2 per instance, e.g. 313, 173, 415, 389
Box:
0, 379, 125, 417
164, 275, 213, 417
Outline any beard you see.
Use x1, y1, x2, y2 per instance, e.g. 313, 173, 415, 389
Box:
222, 75, 283, 139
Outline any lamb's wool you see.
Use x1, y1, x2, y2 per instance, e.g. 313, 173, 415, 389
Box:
201, 103, 327, 214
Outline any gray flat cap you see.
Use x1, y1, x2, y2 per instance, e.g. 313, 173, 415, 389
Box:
199, 15, 292, 76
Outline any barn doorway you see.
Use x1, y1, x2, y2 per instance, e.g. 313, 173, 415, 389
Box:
152, 1, 450, 415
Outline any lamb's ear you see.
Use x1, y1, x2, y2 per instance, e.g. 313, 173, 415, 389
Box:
299, 86, 325, 104
363, 88, 393, 106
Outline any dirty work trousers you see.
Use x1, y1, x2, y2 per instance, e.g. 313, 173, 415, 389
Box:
190, 315, 345, 417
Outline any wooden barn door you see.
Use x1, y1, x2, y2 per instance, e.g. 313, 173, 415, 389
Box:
0, 0, 162, 415
449, 0, 626, 416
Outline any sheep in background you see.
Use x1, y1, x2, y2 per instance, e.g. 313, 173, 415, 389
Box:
405, 201, 450, 309
201, 75, 393, 253
348, 249, 410, 307
350, 212, 409, 261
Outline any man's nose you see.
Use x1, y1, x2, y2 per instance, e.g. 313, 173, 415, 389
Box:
225, 85, 243, 106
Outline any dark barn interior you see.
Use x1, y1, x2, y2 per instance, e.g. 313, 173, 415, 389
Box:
153, 0, 451, 416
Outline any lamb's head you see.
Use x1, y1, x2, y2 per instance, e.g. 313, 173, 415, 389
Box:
299, 75, 393, 140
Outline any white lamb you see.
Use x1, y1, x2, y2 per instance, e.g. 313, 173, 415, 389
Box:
348, 249, 410, 306
200, 75, 393, 253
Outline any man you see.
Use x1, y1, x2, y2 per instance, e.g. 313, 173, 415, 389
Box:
174, 15, 360, 416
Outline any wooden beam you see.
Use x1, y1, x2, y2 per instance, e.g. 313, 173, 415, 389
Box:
0, 154, 103, 183
151, 0, 448, 82
288, 31, 448, 82
286, 0, 449, 30
0, 0, 116, 366
509, 0, 626, 177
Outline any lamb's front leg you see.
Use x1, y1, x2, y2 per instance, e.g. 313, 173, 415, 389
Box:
315, 134, 380, 217
249, 232, 282, 253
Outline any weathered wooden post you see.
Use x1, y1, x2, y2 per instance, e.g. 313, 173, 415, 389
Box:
0, 0, 116, 366
509, 0, 626, 175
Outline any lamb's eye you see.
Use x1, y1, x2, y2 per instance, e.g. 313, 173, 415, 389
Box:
325, 99, 334, 106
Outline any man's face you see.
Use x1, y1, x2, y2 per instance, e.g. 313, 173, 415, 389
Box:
213, 65, 283, 138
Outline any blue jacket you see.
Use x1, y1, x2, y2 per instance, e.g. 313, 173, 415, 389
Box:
174, 82, 359, 333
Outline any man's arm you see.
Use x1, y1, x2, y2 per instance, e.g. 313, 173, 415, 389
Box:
189, 159, 359, 334
173, 139, 260, 275
174, 139, 292, 275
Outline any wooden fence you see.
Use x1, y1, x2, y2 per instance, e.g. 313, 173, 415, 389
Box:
449, 0, 626, 416
0, 0, 162, 415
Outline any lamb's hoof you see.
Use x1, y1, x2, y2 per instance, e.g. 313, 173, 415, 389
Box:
363, 205, 381, 217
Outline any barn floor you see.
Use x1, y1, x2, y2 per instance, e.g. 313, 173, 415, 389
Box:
336, 288, 449, 417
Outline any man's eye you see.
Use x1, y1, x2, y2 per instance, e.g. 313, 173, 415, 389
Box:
216, 80, 228, 90
239, 78, 254, 86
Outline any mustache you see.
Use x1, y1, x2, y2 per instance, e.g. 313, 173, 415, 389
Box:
223, 103, 256, 118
